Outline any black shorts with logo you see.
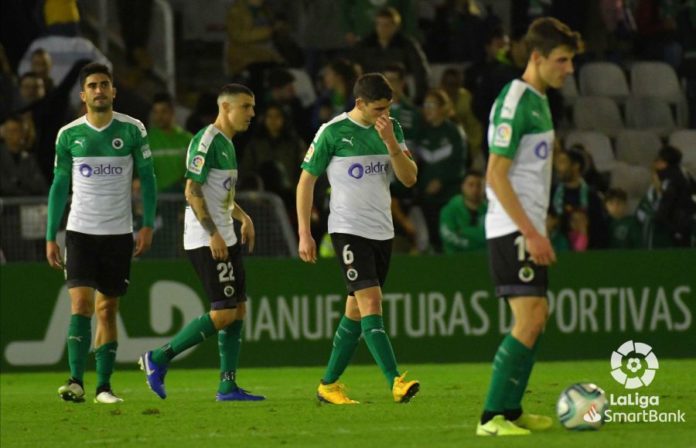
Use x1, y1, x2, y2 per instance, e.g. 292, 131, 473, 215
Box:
330, 233, 392, 295
65, 230, 134, 297
186, 243, 247, 310
487, 231, 548, 299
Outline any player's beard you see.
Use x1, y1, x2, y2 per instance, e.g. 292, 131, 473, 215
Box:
90, 98, 112, 112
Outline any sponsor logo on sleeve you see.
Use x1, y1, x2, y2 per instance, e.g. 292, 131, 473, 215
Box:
189, 155, 205, 174
303, 144, 315, 163
492, 123, 512, 147
141, 144, 152, 159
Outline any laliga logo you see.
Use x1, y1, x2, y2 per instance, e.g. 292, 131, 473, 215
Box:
78, 163, 123, 178
347, 161, 389, 179
610, 340, 659, 389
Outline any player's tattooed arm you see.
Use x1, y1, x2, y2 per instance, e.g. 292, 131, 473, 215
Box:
185, 179, 218, 236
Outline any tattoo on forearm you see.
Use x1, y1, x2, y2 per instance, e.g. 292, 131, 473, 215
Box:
188, 181, 218, 236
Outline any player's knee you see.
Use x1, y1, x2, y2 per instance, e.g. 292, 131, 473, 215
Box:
210, 309, 236, 330
95, 301, 118, 323
71, 299, 94, 317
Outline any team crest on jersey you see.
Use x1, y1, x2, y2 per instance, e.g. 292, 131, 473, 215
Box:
303, 144, 315, 163
493, 123, 512, 147
346, 268, 358, 281
112, 137, 124, 149
190, 155, 205, 174
518, 265, 535, 283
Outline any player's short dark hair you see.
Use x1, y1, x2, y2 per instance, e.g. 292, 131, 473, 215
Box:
353, 73, 393, 103
657, 145, 682, 166
79, 62, 112, 88
152, 92, 174, 108
383, 62, 406, 80
376, 6, 401, 25
218, 83, 254, 102
525, 17, 583, 57
605, 188, 628, 203
565, 148, 586, 172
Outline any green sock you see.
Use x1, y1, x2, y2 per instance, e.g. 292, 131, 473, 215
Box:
218, 320, 244, 394
67, 314, 91, 383
483, 334, 533, 413
505, 334, 543, 412
361, 315, 399, 387
95, 341, 118, 390
151, 314, 216, 365
322, 315, 362, 384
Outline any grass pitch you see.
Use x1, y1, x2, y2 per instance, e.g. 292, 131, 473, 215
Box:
2, 360, 695, 448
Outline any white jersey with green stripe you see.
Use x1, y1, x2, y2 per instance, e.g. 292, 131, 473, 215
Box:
183, 124, 238, 250
301, 112, 409, 240
485, 79, 554, 239
54, 112, 151, 235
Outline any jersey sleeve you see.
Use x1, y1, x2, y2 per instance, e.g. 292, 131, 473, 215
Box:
185, 136, 214, 183
391, 118, 414, 160
301, 125, 334, 176
131, 122, 157, 227
488, 97, 526, 159
53, 130, 73, 177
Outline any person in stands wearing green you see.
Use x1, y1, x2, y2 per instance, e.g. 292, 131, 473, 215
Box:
605, 188, 641, 249
413, 88, 468, 252
439, 170, 487, 253
147, 92, 193, 192
46, 62, 157, 404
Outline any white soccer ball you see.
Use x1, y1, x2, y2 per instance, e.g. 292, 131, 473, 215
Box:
556, 383, 609, 430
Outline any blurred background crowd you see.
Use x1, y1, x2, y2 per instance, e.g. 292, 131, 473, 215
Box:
1, 0, 695, 263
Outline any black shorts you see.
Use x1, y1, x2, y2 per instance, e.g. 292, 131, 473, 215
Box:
186, 244, 247, 310
330, 233, 392, 295
65, 230, 134, 297
487, 231, 548, 299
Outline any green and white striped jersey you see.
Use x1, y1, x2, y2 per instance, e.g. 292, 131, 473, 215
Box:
54, 112, 152, 235
183, 125, 238, 250
485, 79, 554, 239
302, 112, 410, 240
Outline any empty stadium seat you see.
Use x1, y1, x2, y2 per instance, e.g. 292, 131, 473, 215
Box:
610, 161, 652, 212
630, 61, 689, 126
579, 62, 630, 102
288, 68, 317, 108
615, 130, 662, 167
573, 97, 624, 137
669, 130, 696, 175
560, 73, 578, 106
429, 63, 463, 88
564, 130, 616, 172
625, 96, 676, 137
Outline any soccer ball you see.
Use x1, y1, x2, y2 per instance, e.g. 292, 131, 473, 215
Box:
556, 383, 609, 430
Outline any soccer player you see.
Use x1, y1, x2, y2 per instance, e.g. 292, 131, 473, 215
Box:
139, 84, 264, 402
297, 73, 420, 404
46, 62, 157, 404
476, 18, 582, 436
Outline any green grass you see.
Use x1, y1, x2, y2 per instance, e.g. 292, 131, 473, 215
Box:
2, 360, 695, 448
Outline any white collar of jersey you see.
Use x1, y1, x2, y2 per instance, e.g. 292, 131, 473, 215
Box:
209, 124, 233, 144
83, 115, 114, 132
517, 79, 546, 98
345, 113, 372, 129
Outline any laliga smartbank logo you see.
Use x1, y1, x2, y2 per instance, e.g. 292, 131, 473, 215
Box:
601, 340, 686, 424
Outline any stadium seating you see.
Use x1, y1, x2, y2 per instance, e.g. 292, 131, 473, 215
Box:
610, 161, 652, 211
560, 73, 578, 107
625, 96, 676, 137
579, 62, 630, 103
615, 130, 662, 167
288, 68, 317, 108
428, 63, 464, 88
573, 96, 624, 137
669, 129, 696, 175
630, 61, 689, 126
564, 130, 616, 172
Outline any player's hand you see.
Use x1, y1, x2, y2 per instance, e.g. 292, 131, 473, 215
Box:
46, 241, 64, 269
375, 115, 397, 147
526, 231, 556, 266
210, 232, 229, 261
298, 233, 317, 263
239, 214, 255, 254
134, 226, 153, 257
